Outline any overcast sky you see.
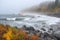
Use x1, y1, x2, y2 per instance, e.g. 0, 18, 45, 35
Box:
0, 0, 55, 14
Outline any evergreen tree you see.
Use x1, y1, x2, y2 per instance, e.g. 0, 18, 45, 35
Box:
55, 0, 58, 6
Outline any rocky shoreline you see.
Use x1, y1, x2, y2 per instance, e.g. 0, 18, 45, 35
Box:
0, 23, 60, 40
21, 25, 58, 40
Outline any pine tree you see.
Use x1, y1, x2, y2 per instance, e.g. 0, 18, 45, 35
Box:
55, 0, 59, 6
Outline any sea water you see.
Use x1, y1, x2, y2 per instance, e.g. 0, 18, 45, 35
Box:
0, 13, 60, 31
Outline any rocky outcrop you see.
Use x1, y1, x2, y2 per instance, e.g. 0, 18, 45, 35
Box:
50, 22, 60, 39
22, 25, 58, 40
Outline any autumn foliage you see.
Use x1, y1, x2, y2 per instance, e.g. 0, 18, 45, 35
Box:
0, 24, 39, 40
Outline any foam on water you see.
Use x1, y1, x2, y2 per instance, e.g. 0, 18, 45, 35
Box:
19, 12, 60, 25
0, 12, 60, 32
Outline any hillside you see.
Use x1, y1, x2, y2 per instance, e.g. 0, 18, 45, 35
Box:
21, 1, 60, 17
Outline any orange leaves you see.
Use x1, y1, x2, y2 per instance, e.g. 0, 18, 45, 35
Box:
0, 24, 6, 31
31, 34, 39, 40
24, 32, 29, 40
14, 29, 29, 40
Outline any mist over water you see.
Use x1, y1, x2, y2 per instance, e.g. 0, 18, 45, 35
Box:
0, 0, 55, 14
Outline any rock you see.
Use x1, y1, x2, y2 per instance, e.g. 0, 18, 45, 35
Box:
22, 25, 27, 28
35, 30, 40, 33
40, 32, 57, 40
49, 28, 53, 31
23, 25, 26, 27
29, 27, 35, 31
53, 30, 60, 38
25, 27, 35, 31
41, 28, 46, 31
22, 26, 36, 34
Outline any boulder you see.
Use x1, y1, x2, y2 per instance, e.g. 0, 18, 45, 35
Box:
53, 30, 60, 38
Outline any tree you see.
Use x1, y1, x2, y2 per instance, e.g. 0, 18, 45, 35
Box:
51, 0, 60, 9
55, 0, 60, 6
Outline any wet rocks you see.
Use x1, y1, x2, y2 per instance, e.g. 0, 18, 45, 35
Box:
22, 25, 36, 34
22, 25, 58, 40
53, 31, 60, 39
40, 32, 57, 40
41, 28, 46, 31
50, 23, 60, 40
23, 25, 35, 31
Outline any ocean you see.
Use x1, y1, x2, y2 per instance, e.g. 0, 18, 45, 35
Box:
0, 13, 60, 31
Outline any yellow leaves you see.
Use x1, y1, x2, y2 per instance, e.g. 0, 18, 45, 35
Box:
3, 28, 12, 40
